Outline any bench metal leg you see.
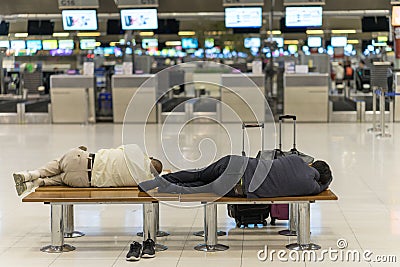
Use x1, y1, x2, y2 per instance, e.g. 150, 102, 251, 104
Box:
194, 203, 229, 252
63, 205, 85, 238
279, 203, 298, 236
41, 204, 75, 253
138, 202, 169, 238
193, 205, 226, 237
143, 203, 167, 251
286, 202, 320, 251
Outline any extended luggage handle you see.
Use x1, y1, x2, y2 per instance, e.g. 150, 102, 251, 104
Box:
278, 114, 296, 150
242, 122, 265, 156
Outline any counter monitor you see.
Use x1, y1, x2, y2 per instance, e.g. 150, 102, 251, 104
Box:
42, 40, 58, 50
244, 37, 261, 48
80, 39, 96, 50
225, 7, 262, 28
142, 38, 158, 49
307, 36, 322, 48
62, 10, 98, 31
182, 38, 198, 49
120, 9, 158, 30
0, 40, 10, 49
10, 40, 26, 50
331, 36, 347, 47
26, 40, 43, 51
58, 40, 75, 50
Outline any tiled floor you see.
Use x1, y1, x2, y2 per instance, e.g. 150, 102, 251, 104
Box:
1, 122, 400, 266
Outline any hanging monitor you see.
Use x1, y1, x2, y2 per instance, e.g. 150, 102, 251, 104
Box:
285, 6, 323, 27
307, 36, 322, 48
28, 20, 54, 35
120, 9, 158, 30
225, 7, 262, 28
0, 21, 10, 36
142, 38, 158, 49
10, 40, 26, 50
0, 40, 10, 48
331, 36, 347, 47
107, 19, 124, 35
393, 7, 400, 26
362, 16, 389, 32
155, 19, 179, 34
62, 10, 98, 31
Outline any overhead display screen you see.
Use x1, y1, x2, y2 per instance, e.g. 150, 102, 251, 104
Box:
225, 7, 262, 28
42, 40, 58, 50
120, 9, 158, 30
62, 10, 98, 31
0, 40, 9, 48
285, 6, 323, 27
393, 6, 400, 26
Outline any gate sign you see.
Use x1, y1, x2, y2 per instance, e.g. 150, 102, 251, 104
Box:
58, 0, 99, 9
284, 0, 325, 5
116, 0, 159, 8
223, 0, 264, 7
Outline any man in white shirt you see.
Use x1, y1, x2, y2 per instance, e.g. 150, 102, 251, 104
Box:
13, 145, 162, 196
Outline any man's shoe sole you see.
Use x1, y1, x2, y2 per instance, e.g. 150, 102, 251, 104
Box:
126, 256, 140, 261
13, 173, 25, 185
141, 253, 155, 258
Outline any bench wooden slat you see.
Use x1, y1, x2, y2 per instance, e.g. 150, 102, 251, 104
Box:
22, 190, 179, 203
179, 189, 338, 203
35, 186, 140, 192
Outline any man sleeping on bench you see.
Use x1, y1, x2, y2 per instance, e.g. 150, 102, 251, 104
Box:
13, 144, 162, 196
138, 154, 333, 198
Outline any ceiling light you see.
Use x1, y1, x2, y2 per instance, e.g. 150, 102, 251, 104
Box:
306, 30, 324, 35
53, 32, 70, 37
15, 33, 28, 38
109, 42, 118, 47
165, 41, 181, 46
178, 31, 196, 36
77, 32, 101, 37
331, 30, 357, 34
266, 30, 281, 35
95, 42, 101, 47
347, 39, 359, 44
284, 40, 299, 45
139, 32, 154, 37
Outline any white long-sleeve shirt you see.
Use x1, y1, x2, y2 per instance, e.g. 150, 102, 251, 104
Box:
91, 144, 153, 187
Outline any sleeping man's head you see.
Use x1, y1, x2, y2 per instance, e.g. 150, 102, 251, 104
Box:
311, 160, 333, 187
150, 157, 163, 175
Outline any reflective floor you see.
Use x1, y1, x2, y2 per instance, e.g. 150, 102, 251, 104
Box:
1, 122, 400, 266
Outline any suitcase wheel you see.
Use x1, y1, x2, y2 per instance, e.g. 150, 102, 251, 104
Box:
270, 218, 276, 226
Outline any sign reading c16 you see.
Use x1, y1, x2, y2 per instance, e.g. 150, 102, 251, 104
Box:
116, 0, 159, 8
58, 0, 99, 9
223, 0, 264, 7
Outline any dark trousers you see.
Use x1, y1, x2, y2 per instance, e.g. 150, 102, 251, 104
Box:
162, 155, 232, 187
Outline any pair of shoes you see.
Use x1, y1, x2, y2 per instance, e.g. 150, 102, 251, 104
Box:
15, 181, 35, 196
125, 239, 156, 261
13, 171, 31, 185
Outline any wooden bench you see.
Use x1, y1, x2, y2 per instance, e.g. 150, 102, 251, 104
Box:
23, 187, 338, 253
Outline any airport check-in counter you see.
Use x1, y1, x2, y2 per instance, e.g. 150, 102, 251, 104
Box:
284, 73, 329, 122
221, 74, 265, 123
50, 75, 96, 123
0, 98, 23, 123
112, 75, 156, 123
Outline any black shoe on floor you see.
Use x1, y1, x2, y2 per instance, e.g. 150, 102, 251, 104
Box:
126, 241, 142, 261
141, 238, 156, 258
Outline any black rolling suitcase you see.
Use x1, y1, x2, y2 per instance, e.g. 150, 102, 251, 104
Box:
227, 123, 270, 228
